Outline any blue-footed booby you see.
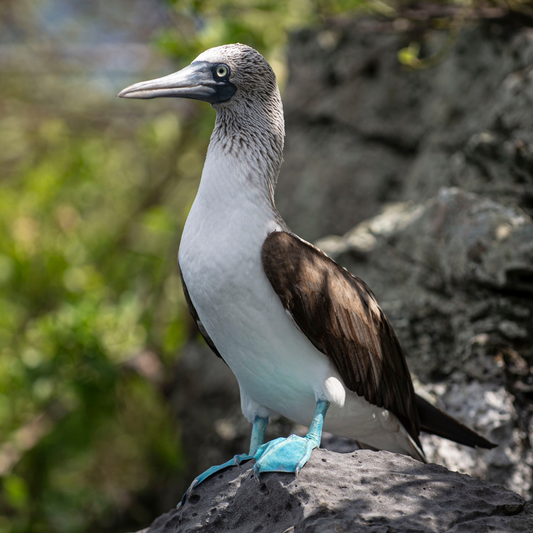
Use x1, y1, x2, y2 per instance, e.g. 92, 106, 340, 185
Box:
118, 44, 496, 499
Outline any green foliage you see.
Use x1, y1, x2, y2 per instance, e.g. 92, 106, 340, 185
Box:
158, 0, 369, 68
0, 1, 227, 521
0, 75, 196, 529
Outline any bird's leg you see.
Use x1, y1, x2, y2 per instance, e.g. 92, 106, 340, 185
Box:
179, 415, 268, 506
248, 415, 268, 455
253, 400, 330, 479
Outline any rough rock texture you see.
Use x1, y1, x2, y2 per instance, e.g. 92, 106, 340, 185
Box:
277, 14, 533, 242
138, 450, 532, 533
168, 7, 533, 519
279, 13, 533, 499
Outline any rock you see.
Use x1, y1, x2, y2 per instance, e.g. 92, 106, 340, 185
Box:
137, 450, 532, 533
317, 187, 533, 294
273, 12, 533, 501
277, 15, 533, 242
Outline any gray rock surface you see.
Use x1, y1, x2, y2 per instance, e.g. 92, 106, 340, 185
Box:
277, 14, 533, 242
138, 450, 532, 533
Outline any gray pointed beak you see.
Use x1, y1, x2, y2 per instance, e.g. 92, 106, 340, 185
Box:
117, 61, 236, 104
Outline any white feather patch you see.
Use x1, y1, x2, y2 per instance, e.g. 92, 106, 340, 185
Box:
322, 376, 346, 408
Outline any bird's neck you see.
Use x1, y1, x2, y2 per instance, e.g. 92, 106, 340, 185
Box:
180, 94, 287, 281
204, 97, 285, 208
182, 103, 287, 260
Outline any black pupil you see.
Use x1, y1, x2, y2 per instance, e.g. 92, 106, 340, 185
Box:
217, 67, 226, 77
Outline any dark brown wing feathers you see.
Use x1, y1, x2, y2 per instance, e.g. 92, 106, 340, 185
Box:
262, 231, 421, 444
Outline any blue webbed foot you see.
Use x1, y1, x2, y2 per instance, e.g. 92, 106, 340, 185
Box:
253, 434, 318, 478
179, 453, 252, 507
253, 400, 330, 480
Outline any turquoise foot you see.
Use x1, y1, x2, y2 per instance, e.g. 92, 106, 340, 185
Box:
253, 435, 318, 478
179, 453, 252, 507
252, 400, 330, 480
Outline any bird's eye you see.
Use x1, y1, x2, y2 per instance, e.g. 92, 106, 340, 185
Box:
215, 64, 229, 79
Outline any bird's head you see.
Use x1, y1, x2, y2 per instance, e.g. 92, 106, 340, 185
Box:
118, 44, 278, 108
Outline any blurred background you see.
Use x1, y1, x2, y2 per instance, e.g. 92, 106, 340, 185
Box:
0, 1, 372, 531
1, 0, 533, 532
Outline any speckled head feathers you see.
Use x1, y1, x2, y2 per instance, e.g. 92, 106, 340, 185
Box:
194, 44, 279, 105
195, 44, 285, 196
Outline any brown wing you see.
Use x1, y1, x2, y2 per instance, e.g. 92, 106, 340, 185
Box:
262, 231, 421, 444
179, 264, 224, 361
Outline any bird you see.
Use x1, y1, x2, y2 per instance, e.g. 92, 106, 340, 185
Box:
118, 43, 495, 497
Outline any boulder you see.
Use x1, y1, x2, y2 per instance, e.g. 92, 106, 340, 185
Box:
137, 450, 532, 533
316, 187, 533, 496
277, 12, 533, 242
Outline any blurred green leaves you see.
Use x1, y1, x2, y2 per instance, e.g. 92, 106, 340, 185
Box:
157, 0, 370, 75
0, 95, 189, 531
0, 2, 205, 524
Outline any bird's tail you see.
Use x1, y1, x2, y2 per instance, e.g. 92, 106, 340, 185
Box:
416, 394, 496, 449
